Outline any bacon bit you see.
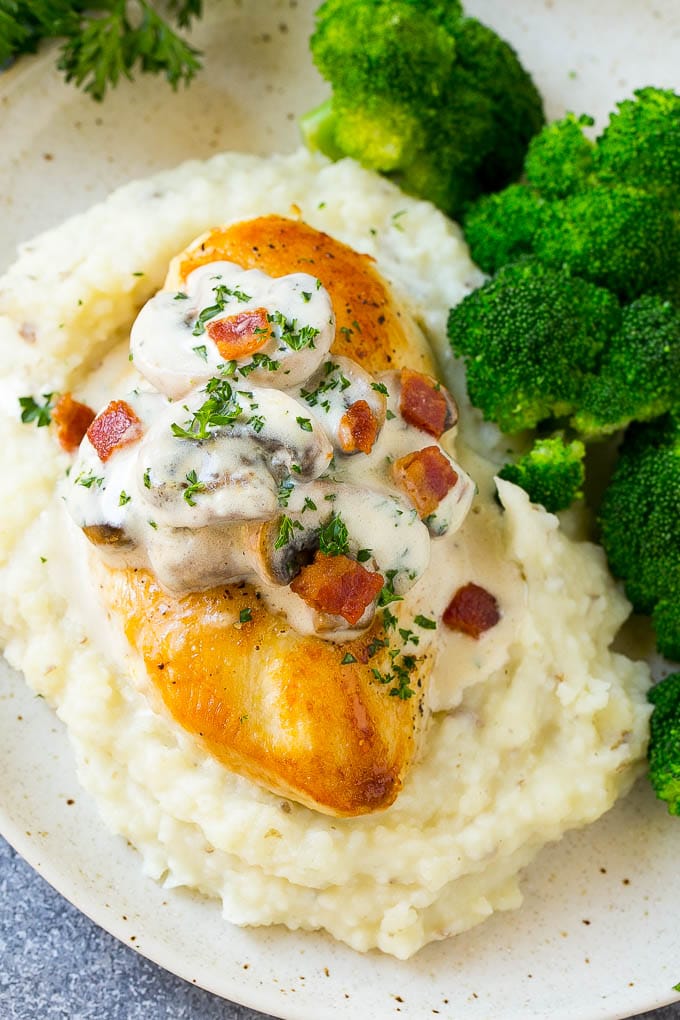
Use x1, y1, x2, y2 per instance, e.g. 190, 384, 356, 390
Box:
290, 552, 383, 626
206, 307, 270, 360
87, 400, 143, 462
392, 445, 458, 518
443, 583, 501, 638
51, 393, 95, 453
338, 400, 379, 454
399, 369, 456, 438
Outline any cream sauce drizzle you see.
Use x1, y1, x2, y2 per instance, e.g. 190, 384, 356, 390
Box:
65, 262, 476, 639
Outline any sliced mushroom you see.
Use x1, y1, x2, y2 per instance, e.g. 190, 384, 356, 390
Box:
130, 261, 334, 399
145, 521, 253, 593
251, 480, 431, 601
136, 384, 333, 529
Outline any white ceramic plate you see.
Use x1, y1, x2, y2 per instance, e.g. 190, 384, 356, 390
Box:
2, 2, 680, 1017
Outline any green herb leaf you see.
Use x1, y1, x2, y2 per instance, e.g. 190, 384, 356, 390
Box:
183, 468, 205, 506
318, 513, 349, 557
414, 614, 437, 630
19, 393, 56, 427
341, 652, 357, 665
239, 607, 252, 623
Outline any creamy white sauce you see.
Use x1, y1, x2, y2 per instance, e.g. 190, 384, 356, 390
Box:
65, 263, 475, 636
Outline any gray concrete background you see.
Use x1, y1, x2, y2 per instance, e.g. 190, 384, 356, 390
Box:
1, 836, 678, 1020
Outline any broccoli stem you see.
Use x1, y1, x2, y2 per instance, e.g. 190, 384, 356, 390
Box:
299, 97, 346, 162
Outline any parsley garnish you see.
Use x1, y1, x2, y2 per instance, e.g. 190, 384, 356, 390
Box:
296, 416, 313, 432
3, 1, 204, 102
183, 469, 205, 506
274, 515, 303, 550
174, 291, 188, 300
192, 344, 208, 361
143, 467, 151, 489
192, 282, 252, 337
386, 409, 396, 420
301, 291, 312, 303
237, 352, 280, 377
378, 569, 403, 607
371, 382, 389, 396
171, 378, 242, 440
356, 548, 372, 562
19, 393, 56, 427
341, 652, 357, 665
119, 490, 132, 506
414, 614, 437, 630
239, 607, 252, 623
268, 310, 319, 351
277, 477, 295, 507
318, 513, 349, 557
75, 471, 104, 488
302, 496, 317, 513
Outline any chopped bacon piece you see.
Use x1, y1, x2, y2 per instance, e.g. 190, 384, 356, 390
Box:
87, 399, 143, 462
399, 369, 456, 438
290, 552, 383, 625
338, 399, 380, 455
443, 583, 501, 638
51, 393, 95, 453
392, 445, 458, 518
206, 307, 270, 360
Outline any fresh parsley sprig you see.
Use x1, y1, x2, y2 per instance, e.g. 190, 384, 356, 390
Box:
18, 392, 56, 427
3, 1, 203, 102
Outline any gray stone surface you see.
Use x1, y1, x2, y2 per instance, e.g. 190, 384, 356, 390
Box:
1, 834, 678, 1020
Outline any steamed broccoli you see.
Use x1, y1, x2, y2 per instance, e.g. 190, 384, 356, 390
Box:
447, 259, 621, 432
300, 0, 544, 218
573, 296, 680, 437
596, 87, 680, 192
463, 89, 680, 302
497, 435, 585, 513
647, 672, 680, 815
598, 415, 680, 661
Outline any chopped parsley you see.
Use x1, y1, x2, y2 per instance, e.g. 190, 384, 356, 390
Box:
378, 569, 403, 607
274, 514, 303, 550
414, 614, 437, 630
183, 469, 206, 506
268, 310, 319, 351
75, 471, 104, 488
19, 393, 56, 427
174, 291, 188, 301
302, 496, 317, 513
296, 416, 313, 432
318, 513, 349, 557
301, 291, 312, 303
118, 490, 132, 506
356, 548, 372, 562
239, 607, 252, 623
237, 352, 280, 378
277, 477, 295, 507
192, 344, 208, 361
171, 378, 242, 440
386, 409, 396, 420
371, 381, 389, 396
341, 652, 357, 665
192, 282, 252, 336
143, 467, 151, 489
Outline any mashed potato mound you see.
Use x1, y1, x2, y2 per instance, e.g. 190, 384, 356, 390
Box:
0, 149, 650, 958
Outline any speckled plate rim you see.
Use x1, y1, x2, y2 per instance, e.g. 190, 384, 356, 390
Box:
2, 2, 680, 1018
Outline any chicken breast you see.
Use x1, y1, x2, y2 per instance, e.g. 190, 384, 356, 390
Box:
93, 216, 448, 817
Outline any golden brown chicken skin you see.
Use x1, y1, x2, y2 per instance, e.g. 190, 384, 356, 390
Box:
97, 216, 439, 817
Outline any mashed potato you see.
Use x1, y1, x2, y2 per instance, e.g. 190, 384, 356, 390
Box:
0, 149, 650, 958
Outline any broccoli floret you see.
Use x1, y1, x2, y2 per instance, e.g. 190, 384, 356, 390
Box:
573, 296, 680, 437
447, 258, 621, 432
497, 435, 585, 513
462, 89, 680, 301
523, 113, 596, 198
648, 672, 680, 815
534, 185, 680, 301
596, 87, 680, 193
463, 184, 546, 275
301, 0, 544, 218
599, 415, 680, 660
